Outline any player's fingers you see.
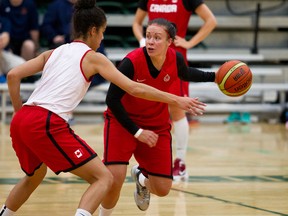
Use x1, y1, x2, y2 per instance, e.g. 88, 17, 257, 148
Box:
185, 104, 204, 114
144, 132, 158, 147
193, 103, 206, 110
189, 102, 206, 111
192, 98, 206, 106
188, 106, 204, 116
150, 135, 158, 147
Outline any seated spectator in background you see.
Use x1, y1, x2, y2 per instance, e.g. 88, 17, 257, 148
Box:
0, 16, 25, 83
41, 0, 106, 88
0, 0, 39, 61
40, 0, 77, 49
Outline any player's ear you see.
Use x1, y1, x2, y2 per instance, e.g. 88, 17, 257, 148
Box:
89, 26, 97, 36
167, 37, 173, 46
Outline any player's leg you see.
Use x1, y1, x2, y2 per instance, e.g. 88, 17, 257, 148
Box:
169, 78, 190, 181
130, 165, 151, 211
131, 165, 172, 196
0, 164, 47, 216
170, 105, 189, 173
130, 165, 172, 212
99, 116, 135, 216
145, 175, 172, 197
130, 167, 171, 211
71, 157, 113, 216
98, 164, 127, 216
131, 130, 173, 211
1, 106, 49, 215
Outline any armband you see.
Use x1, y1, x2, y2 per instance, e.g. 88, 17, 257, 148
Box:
134, 128, 143, 138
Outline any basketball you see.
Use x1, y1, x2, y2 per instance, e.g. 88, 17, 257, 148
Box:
216, 60, 253, 97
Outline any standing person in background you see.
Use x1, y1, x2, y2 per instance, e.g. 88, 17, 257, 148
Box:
0, 15, 25, 83
0, 0, 39, 61
99, 18, 216, 215
132, 0, 217, 181
0, 2, 205, 216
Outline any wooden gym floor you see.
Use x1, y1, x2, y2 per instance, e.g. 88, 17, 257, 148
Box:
0, 121, 288, 216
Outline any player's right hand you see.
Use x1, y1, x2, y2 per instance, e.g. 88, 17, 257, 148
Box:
178, 96, 206, 116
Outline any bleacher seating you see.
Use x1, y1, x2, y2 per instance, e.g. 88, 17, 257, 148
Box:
36, 0, 288, 64
2, 0, 287, 123
97, 1, 129, 14
101, 0, 288, 123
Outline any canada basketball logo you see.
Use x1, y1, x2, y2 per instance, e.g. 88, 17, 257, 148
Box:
163, 74, 170, 82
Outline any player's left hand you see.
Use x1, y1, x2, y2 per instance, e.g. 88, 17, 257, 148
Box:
137, 129, 159, 148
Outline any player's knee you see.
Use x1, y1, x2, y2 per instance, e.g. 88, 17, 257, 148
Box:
149, 177, 172, 197
22, 40, 35, 51
101, 169, 114, 189
111, 175, 124, 190
153, 186, 170, 197
90, 170, 113, 194
151, 181, 172, 197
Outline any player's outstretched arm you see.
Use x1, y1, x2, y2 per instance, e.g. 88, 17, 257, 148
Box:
85, 52, 206, 115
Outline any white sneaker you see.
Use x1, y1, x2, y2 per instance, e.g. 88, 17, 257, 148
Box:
131, 165, 150, 211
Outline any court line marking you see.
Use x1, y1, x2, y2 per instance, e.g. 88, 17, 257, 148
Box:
0, 175, 288, 185
171, 187, 288, 216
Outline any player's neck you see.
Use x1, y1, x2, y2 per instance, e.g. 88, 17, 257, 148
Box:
150, 56, 166, 71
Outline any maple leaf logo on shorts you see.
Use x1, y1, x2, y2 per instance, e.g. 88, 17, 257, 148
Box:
74, 149, 83, 158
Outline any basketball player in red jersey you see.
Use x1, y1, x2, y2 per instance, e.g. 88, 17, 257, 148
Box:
133, 0, 217, 181
99, 18, 217, 215
0, 2, 206, 216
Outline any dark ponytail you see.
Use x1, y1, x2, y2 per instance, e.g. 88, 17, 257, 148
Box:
72, 0, 106, 39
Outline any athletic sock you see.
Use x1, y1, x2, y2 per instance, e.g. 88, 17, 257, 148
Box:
98, 205, 113, 216
173, 117, 189, 161
138, 173, 146, 187
75, 208, 92, 216
0, 205, 15, 216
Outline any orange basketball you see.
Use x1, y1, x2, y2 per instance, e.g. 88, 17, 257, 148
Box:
216, 60, 253, 97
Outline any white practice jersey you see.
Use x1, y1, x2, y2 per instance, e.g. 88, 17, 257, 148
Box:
25, 41, 92, 122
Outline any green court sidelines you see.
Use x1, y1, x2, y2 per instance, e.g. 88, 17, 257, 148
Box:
0, 175, 287, 185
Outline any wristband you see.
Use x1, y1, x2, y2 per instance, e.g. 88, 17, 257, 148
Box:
134, 128, 143, 138
139, 38, 146, 47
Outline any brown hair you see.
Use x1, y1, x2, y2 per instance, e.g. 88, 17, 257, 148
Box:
148, 18, 177, 40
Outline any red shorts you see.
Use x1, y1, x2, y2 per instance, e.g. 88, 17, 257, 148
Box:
10, 106, 97, 176
169, 78, 189, 97
103, 115, 173, 179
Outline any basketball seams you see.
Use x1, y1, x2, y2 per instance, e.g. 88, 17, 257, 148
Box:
218, 62, 247, 89
221, 80, 252, 96
217, 60, 253, 97
224, 67, 250, 90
